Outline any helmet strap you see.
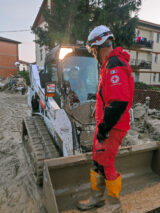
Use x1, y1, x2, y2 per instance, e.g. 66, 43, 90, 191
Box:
97, 61, 101, 74
97, 46, 101, 72
97, 46, 101, 65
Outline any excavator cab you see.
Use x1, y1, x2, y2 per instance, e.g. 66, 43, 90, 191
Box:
44, 45, 98, 106
44, 45, 99, 152
61, 49, 98, 105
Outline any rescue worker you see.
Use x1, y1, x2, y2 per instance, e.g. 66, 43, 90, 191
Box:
77, 25, 134, 211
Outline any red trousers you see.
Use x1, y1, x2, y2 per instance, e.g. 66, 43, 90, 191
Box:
92, 126, 127, 180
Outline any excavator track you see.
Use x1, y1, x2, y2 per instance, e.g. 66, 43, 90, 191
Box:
22, 116, 60, 184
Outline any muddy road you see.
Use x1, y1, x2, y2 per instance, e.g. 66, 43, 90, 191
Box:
1, 90, 160, 213
0, 91, 45, 213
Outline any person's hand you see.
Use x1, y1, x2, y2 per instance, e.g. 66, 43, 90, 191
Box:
97, 123, 109, 144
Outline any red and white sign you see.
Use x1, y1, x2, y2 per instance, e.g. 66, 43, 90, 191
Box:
110, 75, 120, 84
46, 84, 55, 93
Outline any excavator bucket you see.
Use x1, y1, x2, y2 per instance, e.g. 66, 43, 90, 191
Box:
43, 142, 160, 213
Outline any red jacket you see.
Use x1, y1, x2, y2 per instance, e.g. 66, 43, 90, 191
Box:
95, 47, 134, 131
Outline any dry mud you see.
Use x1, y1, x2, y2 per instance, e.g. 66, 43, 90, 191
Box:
1, 91, 160, 213
0, 91, 45, 213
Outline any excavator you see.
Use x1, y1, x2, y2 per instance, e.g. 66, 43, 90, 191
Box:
22, 44, 160, 213
22, 44, 99, 183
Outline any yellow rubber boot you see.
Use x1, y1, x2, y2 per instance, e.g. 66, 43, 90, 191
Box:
98, 174, 122, 213
106, 174, 122, 198
77, 169, 105, 211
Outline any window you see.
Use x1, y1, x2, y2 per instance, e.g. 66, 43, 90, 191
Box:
62, 56, 98, 103
155, 54, 158, 64
46, 62, 58, 81
153, 73, 156, 82
23, 65, 26, 71
156, 33, 160, 43
159, 73, 160, 82
45, 48, 48, 55
137, 30, 140, 37
40, 49, 43, 61
135, 73, 139, 82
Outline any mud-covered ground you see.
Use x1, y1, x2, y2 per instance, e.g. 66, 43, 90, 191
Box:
0, 91, 45, 213
1, 90, 160, 213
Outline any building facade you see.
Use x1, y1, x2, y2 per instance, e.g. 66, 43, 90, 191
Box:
126, 20, 160, 85
32, 0, 53, 68
18, 60, 30, 72
0, 37, 21, 78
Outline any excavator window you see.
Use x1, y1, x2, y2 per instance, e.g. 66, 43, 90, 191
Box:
62, 55, 98, 103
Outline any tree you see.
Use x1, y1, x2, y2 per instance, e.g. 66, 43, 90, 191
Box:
33, 0, 78, 47
92, 0, 141, 47
32, 0, 141, 48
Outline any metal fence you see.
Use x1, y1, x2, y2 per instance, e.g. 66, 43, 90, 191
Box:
133, 89, 160, 110
130, 59, 152, 70
134, 38, 153, 49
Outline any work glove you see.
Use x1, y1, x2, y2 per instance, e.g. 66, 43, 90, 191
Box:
97, 123, 109, 144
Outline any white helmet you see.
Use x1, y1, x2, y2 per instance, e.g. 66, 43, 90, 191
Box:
86, 25, 114, 52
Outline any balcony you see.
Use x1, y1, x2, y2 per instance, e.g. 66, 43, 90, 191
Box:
130, 59, 152, 70
134, 37, 153, 49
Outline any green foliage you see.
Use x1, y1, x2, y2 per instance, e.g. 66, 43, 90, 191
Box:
135, 82, 160, 91
33, 0, 80, 47
32, 0, 142, 48
90, 0, 141, 47
18, 71, 30, 85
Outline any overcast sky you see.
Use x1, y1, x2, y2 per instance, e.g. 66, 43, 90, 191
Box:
0, 0, 160, 63
0, 0, 42, 63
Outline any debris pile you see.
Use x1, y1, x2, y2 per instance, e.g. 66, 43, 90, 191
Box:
0, 76, 27, 94
0, 78, 8, 91
122, 102, 160, 146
